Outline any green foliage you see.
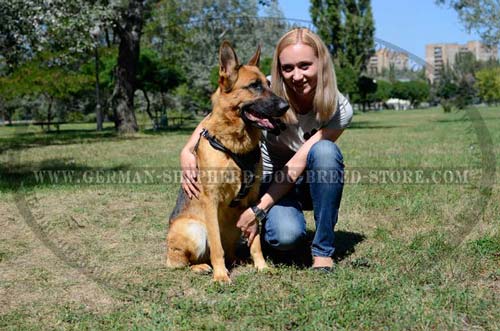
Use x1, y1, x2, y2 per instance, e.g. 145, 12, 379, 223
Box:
137, 48, 186, 93
260, 57, 273, 77
436, 0, 500, 45
311, 0, 375, 109
436, 66, 459, 113
392, 80, 430, 107
335, 63, 359, 102
311, 0, 375, 71
310, 0, 343, 58
2, 0, 289, 129
433, 52, 487, 111
0, 0, 118, 69
357, 75, 377, 110
373, 79, 392, 102
475, 67, 500, 104
406, 80, 430, 107
209, 66, 220, 91
0, 59, 93, 101
80, 47, 118, 91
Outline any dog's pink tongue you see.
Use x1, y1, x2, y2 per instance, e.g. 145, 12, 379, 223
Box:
257, 118, 274, 129
246, 113, 275, 129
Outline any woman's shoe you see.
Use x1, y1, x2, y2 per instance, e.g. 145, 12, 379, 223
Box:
311, 266, 334, 273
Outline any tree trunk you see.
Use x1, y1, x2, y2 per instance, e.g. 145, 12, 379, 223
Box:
95, 45, 103, 131
47, 97, 53, 131
141, 89, 157, 129
0, 99, 10, 125
111, 0, 145, 134
160, 92, 168, 128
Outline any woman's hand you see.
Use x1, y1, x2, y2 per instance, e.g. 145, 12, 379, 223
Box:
236, 208, 259, 246
180, 148, 200, 199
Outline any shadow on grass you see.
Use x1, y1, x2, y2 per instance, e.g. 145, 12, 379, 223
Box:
433, 117, 471, 124
141, 125, 198, 136
241, 230, 366, 269
348, 121, 399, 130
0, 126, 141, 154
0, 157, 133, 192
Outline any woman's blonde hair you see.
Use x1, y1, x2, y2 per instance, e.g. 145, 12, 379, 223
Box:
271, 28, 338, 124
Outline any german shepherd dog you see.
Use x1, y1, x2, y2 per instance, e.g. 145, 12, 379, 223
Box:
166, 41, 288, 283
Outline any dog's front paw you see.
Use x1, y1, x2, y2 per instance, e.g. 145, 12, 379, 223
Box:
254, 260, 269, 271
213, 269, 231, 284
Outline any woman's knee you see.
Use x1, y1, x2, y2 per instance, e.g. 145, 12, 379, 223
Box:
307, 140, 343, 169
263, 209, 306, 251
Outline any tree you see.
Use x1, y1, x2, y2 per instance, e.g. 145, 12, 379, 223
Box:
357, 75, 377, 111
436, 0, 500, 45
311, 0, 375, 107
144, 0, 288, 115
435, 64, 459, 112
0, 56, 94, 128
0, 0, 155, 134
310, 0, 343, 58
110, 0, 147, 134
405, 81, 430, 107
136, 48, 185, 128
0, 0, 113, 71
475, 67, 500, 104
452, 51, 479, 108
335, 64, 359, 102
372, 79, 392, 103
310, 0, 375, 71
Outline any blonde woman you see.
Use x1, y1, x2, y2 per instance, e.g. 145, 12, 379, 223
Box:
180, 28, 353, 272
236, 28, 353, 272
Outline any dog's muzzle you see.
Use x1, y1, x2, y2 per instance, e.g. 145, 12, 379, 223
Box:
240, 97, 289, 135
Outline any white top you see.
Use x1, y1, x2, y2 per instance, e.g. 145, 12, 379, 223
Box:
261, 92, 353, 175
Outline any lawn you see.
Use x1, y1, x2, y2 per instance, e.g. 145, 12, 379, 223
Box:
0, 107, 499, 330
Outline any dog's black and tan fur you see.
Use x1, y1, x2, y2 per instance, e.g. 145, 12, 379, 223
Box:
166, 42, 288, 283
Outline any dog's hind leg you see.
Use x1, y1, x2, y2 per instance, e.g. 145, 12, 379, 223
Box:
166, 219, 208, 269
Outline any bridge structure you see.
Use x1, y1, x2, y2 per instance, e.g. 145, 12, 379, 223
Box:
182, 16, 433, 79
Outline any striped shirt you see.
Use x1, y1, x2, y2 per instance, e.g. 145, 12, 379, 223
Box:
261, 92, 353, 175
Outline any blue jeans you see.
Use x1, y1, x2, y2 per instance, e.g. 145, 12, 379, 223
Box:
261, 140, 344, 258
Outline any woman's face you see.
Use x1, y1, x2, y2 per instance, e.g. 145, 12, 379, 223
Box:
279, 43, 319, 99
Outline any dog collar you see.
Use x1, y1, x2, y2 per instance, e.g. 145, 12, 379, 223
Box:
200, 128, 261, 207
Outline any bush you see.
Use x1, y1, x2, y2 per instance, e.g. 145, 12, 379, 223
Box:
66, 111, 85, 123
84, 113, 97, 123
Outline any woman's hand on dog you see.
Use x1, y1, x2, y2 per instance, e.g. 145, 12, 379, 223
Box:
237, 208, 258, 246
180, 148, 200, 199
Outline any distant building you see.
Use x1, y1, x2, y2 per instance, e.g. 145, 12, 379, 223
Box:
425, 41, 498, 82
368, 48, 409, 75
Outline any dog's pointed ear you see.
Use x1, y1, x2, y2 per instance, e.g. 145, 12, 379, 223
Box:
219, 41, 239, 92
247, 45, 261, 67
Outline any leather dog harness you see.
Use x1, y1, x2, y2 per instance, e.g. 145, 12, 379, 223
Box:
198, 128, 261, 207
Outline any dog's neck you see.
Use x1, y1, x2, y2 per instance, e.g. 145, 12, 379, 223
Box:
204, 108, 261, 155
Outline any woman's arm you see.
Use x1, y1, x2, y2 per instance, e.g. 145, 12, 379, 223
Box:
257, 127, 344, 211
237, 127, 344, 245
180, 116, 210, 199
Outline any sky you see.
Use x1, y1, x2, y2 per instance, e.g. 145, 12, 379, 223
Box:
277, 0, 483, 61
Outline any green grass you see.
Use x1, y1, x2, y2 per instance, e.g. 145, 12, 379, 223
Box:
0, 107, 499, 330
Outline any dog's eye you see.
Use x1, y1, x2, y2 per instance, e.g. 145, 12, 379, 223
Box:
248, 81, 263, 92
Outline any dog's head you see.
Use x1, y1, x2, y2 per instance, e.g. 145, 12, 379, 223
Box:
216, 41, 288, 135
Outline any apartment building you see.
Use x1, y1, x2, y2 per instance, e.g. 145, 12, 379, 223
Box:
368, 48, 409, 75
425, 41, 498, 82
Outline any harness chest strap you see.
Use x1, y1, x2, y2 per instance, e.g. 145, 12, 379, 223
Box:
198, 128, 261, 207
